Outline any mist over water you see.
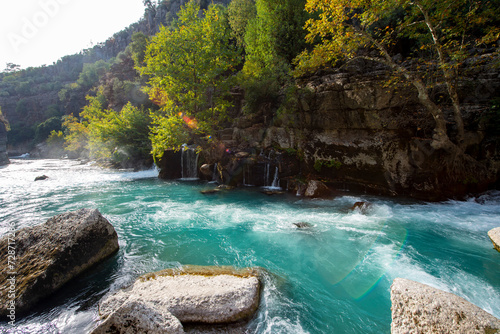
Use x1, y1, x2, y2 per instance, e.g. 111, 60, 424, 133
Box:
1, 159, 499, 333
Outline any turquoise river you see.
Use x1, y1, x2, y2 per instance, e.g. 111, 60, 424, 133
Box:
0, 159, 499, 333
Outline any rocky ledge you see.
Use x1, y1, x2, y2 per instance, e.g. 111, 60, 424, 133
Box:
488, 227, 500, 252
0, 208, 119, 316
391, 278, 500, 333
0, 120, 9, 166
92, 265, 261, 334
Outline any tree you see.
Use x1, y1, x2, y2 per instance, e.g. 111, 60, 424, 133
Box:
243, 0, 309, 78
63, 90, 152, 164
4, 63, 20, 73
0, 107, 10, 131
142, 0, 241, 158
130, 32, 150, 68
295, 0, 499, 150
228, 0, 257, 47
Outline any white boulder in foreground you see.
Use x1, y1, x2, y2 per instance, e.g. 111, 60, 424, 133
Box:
488, 227, 500, 252
93, 266, 261, 333
391, 278, 500, 334
92, 299, 184, 334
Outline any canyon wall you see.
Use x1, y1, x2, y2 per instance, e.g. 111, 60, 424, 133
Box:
159, 60, 500, 200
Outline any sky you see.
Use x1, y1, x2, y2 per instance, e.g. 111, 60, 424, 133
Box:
0, 0, 146, 70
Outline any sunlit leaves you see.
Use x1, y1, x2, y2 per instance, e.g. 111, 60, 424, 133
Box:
142, 0, 241, 157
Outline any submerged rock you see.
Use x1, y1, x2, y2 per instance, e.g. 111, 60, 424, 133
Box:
201, 189, 221, 195
294, 222, 313, 229
34, 175, 49, 181
304, 180, 330, 198
350, 201, 373, 214
0, 208, 119, 316
391, 278, 500, 333
488, 227, 500, 252
96, 265, 261, 332
261, 190, 285, 196
200, 164, 213, 177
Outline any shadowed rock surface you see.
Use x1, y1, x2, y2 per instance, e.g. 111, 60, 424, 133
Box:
0, 120, 8, 166
304, 180, 330, 198
488, 227, 500, 252
92, 299, 184, 334
0, 208, 119, 316
391, 278, 500, 333
95, 265, 261, 333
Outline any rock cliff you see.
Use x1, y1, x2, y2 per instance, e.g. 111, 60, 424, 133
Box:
0, 120, 8, 166
158, 59, 500, 201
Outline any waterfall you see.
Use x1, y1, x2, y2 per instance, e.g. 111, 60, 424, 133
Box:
212, 163, 218, 182
180, 146, 199, 180
265, 163, 270, 187
271, 167, 280, 188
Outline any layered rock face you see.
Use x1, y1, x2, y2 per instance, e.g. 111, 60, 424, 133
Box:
0, 121, 8, 166
391, 278, 500, 333
0, 209, 119, 315
157, 60, 499, 200
93, 265, 261, 333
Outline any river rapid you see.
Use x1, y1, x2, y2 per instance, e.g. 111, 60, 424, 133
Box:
0, 158, 499, 333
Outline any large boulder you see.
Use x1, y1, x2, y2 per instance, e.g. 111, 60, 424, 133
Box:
92, 300, 184, 334
304, 180, 330, 198
488, 227, 500, 252
391, 278, 500, 333
0, 208, 119, 316
94, 266, 261, 333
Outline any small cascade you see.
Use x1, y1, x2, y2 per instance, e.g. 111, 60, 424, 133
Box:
265, 163, 270, 187
180, 146, 199, 180
212, 163, 218, 182
271, 167, 280, 188
243, 164, 254, 186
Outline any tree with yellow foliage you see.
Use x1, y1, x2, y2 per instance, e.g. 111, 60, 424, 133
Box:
295, 0, 499, 150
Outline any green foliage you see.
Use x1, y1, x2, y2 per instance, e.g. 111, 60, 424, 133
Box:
243, 0, 308, 78
8, 123, 35, 146
228, 0, 257, 47
76, 60, 111, 89
0, 108, 10, 131
142, 0, 241, 157
15, 98, 30, 115
34, 117, 62, 143
44, 104, 63, 119
130, 32, 150, 68
295, 0, 499, 76
63, 90, 152, 163
314, 158, 342, 172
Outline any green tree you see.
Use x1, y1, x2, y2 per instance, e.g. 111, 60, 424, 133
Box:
130, 32, 150, 68
34, 117, 62, 143
142, 0, 241, 158
295, 0, 499, 150
0, 107, 10, 131
243, 0, 308, 78
63, 91, 152, 164
228, 0, 257, 47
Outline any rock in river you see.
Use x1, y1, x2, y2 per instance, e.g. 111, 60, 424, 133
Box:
0, 208, 119, 316
304, 180, 330, 198
391, 278, 500, 333
93, 265, 261, 333
488, 227, 500, 252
